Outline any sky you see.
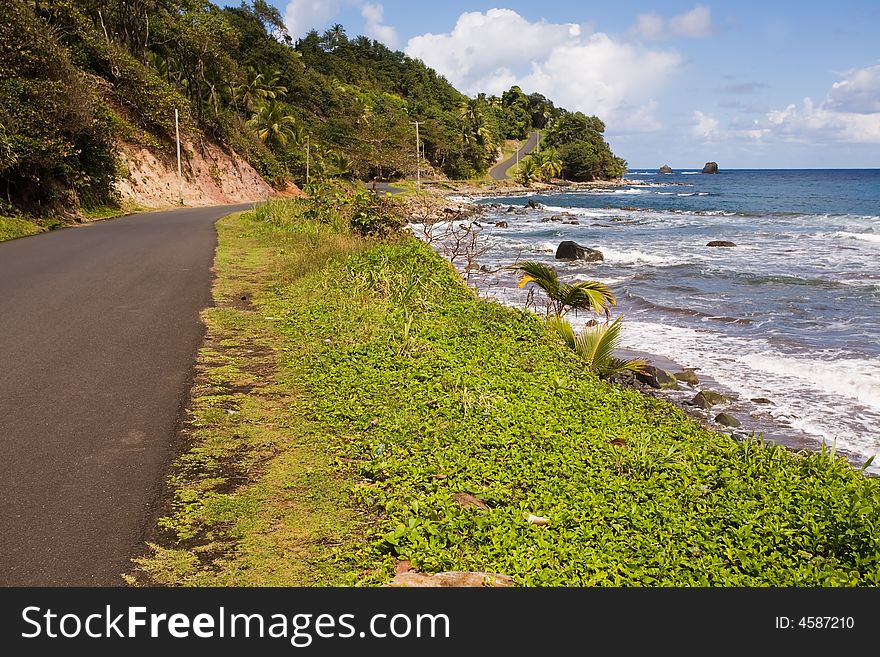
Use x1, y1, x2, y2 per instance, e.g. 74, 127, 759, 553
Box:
265, 1, 880, 168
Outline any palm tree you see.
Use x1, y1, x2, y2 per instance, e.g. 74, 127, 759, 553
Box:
325, 150, 353, 178
322, 23, 347, 50
247, 100, 298, 148
548, 317, 647, 378
236, 68, 288, 111
536, 148, 562, 181
510, 261, 616, 318
517, 156, 538, 186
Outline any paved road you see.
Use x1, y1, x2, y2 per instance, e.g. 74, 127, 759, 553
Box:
489, 131, 539, 180
0, 203, 254, 585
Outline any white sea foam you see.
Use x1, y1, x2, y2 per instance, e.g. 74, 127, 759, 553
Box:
599, 246, 687, 266
615, 320, 880, 468
834, 231, 880, 243
739, 353, 880, 409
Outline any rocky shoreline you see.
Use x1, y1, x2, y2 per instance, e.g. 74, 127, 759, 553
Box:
407, 185, 869, 469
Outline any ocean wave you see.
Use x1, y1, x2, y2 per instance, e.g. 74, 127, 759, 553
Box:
739, 353, 880, 410
600, 246, 688, 266
834, 231, 880, 243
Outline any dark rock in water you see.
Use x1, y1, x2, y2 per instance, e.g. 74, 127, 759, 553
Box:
541, 216, 553, 222
555, 241, 604, 262
567, 220, 580, 225
514, 209, 528, 215
636, 365, 678, 389
490, 203, 502, 208
692, 390, 729, 409
526, 199, 543, 209
674, 369, 699, 385
702, 162, 719, 174
715, 413, 740, 427
751, 397, 773, 405
495, 221, 509, 228
506, 205, 516, 213
706, 240, 736, 247
480, 265, 491, 272
659, 164, 673, 174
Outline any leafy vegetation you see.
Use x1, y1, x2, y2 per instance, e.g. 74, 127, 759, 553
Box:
1, 0, 626, 221
549, 316, 648, 378
511, 260, 616, 319
135, 193, 880, 587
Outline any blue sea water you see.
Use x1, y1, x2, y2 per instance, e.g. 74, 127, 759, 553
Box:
455, 169, 880, 469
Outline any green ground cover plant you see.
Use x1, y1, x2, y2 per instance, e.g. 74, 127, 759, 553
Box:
134, 195, 880, 586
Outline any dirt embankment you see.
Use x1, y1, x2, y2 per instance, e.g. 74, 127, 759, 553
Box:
116, 138, 280, 208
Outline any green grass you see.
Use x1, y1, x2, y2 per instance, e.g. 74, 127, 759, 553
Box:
133, 197, 880, 587
0, 215, 44, 241
1, 201, 153, 244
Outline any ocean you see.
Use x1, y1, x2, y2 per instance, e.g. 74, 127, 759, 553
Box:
443, 169, 880, 472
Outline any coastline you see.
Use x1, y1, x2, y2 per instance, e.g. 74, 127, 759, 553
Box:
132, 195, 880, 587
416, 179, 875, 472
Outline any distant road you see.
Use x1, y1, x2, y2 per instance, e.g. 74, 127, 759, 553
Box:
489, 131, 539, 180
0, 203, 254, 585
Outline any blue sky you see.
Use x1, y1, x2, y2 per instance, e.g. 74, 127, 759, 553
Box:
266, 1, 880, 168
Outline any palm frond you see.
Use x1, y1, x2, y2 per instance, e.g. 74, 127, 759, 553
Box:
549, 316, 647, 377
557, 280, 616, 317
547, 316, 577, 350
510, 261, 561, 297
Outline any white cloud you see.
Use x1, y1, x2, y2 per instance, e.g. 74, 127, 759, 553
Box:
405, 9, 683, 133
361, 3, 398, 49
761, 66, 880, 144
633, 4, 713, 40
692, 111, 720, 141
284, 0, 342, 39
826, 64, 880, 114
284, 0, 398, 47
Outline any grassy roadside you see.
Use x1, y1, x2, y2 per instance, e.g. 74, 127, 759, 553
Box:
131, 194, 880, 586
0, 201, 151, 244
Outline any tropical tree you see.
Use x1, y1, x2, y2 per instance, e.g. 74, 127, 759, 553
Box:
510, 261, 616, 318
548, 317, 647, 378
534, 148, 563, 182
247, 100, 298, 148
517, 156, 538, 185
235, 68, 287, 111
324, 150, 353, 178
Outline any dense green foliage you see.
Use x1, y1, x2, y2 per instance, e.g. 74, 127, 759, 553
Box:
1, 0, 626, 216
140, 195, 880, 586
543, 111, 627, 181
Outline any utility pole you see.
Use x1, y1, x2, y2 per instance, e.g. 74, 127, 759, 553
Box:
174, 109, 183, 205
411, 121, 422, 190
306, 134, 310, 185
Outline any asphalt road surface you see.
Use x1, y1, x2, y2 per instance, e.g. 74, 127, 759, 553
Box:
489, 131, 539, 180
0, 203, 254, 585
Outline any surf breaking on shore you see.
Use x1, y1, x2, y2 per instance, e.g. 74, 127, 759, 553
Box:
415, 170, 880, 473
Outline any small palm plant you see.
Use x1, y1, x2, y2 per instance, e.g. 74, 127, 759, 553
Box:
510, 261, 615, 319
548, 316, 647, 378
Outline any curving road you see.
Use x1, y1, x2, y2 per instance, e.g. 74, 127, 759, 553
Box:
489, 131, 539, 180
0, 203, 254, 586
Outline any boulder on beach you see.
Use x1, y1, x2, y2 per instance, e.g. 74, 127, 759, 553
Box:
702, 162, 719, 174
706, 240, 736, 247
636, 365, 678, 389
495, 220, 509, 228
526, 199, 543, 209
659, 165, 673, 174
691, 390, 729, 409
555, 241, 604, 262
715, 413, 741, 427
674, 369, 699, 385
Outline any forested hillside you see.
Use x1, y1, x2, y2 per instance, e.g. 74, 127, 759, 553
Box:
0, 0, 625, 220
